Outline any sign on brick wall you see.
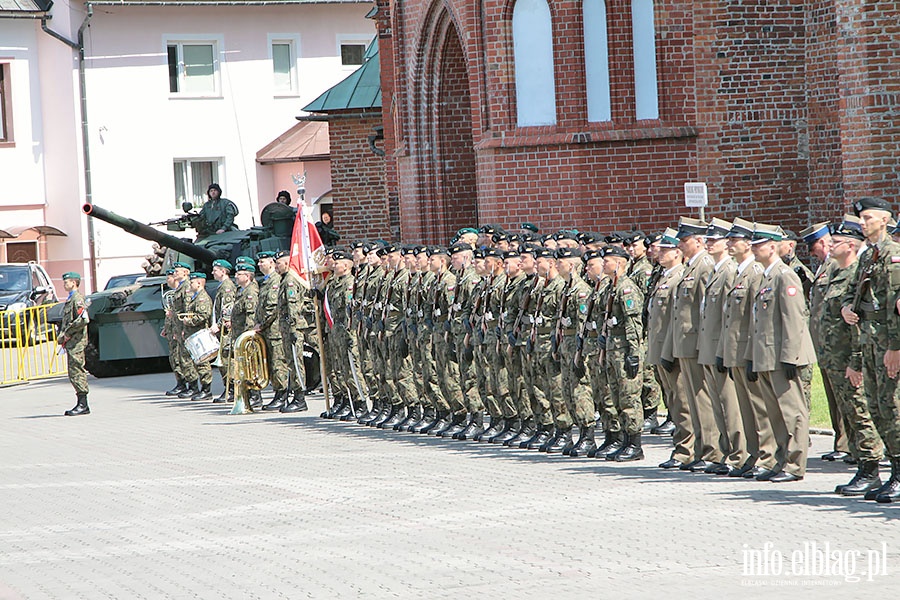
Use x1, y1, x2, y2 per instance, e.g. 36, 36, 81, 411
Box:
684, 182, 708, 208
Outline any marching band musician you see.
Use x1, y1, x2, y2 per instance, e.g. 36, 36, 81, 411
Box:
161, 268, 184, 397
168, 262, 198, 399
254, 251, 290, 409
231, 262, 261, 407
210, 259, 236, 403
180, 272, 214, 401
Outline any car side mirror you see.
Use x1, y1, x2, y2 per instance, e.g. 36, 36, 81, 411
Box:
182, 202, 194, 213
31, 286, 49, 299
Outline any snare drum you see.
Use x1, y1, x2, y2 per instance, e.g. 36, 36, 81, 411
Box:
185, 329, 219, 363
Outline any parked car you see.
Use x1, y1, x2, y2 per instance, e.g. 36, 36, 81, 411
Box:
0, 262, 59, 344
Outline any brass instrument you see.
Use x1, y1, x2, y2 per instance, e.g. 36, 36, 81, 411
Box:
161, 287, 177, 311
177, 312, 201, 320
229, 330, 269, 415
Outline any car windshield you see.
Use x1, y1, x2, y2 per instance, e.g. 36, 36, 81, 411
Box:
0, 266, 30, 292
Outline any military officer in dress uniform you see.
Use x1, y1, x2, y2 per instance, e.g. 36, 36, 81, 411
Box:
210, 259, 236, 403
180, 272, 214, 400
745, 223, 816, 482
59, 272, 91, 416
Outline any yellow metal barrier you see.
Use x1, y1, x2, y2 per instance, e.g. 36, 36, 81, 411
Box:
0, 303, 67, 385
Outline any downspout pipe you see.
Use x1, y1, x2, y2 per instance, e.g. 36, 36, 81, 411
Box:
41, 5, 97, 292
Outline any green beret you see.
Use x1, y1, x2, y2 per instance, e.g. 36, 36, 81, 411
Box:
62, 271, 81, 281
173, 261, 191, 270
520, 222, 539, 233
165, 268, 176, 276
235, 263, 256, 274
189, 272, 207, 280
457, 227, 479, 236
256, 251, 276, 260
212, 259, 233, 271
235, 256, 256, 267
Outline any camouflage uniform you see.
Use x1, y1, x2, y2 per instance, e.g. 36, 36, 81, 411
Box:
534, 275, 569, 431
482, 272, 513, 419
628, 254, 660, 414
517, 275, 552, 428
558, 273, 596, 428
278, 269, 315, 393
501, 271, 530, 422
843, 237, 900, 460
231, 281, 259, 337
163, 284, 182, 382
325, 271, 358, 397
471, 275, 499, 419
385, 268, 417, 409
195, 197, 238, 237
452, 265, 482, 413
604, 275, 645, 435
257, 271, 289, 394
432, 268, 466, 414
172, 280, 197, 384
584, 275, 614, 431
181, 286, 213, 389
61, 289, 90, 394
213, 277, 237, 383
821, 261, 883, 462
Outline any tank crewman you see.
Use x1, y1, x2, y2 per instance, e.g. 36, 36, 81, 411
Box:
719, 218, 770, 478
195, 183, 239, 238
170, 261, 200, 399
664, 217, 718, 472
230, 263, 260, 405
650, 230, 692, 469
210, 259, 237, 403
272, 250, 315, 413
745, 223, 816, 483
625, 230, 661, 430
824, 221, 884, 496
179, 272, 214, 401
59, 272, 91, 416
599, 246, 645, 461
802, 222, 845, 461
697, 218, 742, 475
554, 246, 597, 456
162, 268, 185, 396
255, 251, 289, 408
841, 197, 900, 503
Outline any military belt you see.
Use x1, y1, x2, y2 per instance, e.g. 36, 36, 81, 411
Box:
535, 327, 553, 334
862, 310, 880, 321
561, 327, 578, 335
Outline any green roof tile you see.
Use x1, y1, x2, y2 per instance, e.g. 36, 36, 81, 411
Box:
303, 38, 381, 113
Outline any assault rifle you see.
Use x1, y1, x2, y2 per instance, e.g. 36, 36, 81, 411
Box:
464, 273, 493, 349
527, 276, 548, 354
851, 245, 881, 316
551, 278, 573, 360
597, 271, 620, 365
507, 275, 541, 358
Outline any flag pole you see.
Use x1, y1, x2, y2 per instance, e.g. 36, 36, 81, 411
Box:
300, 198, 332, 412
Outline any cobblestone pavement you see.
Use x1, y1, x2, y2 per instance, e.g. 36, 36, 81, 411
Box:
1, 374, 898, 599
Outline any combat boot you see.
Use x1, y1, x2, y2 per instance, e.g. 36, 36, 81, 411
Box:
438, 412, 467, 438
334, 394, 354, 420
489, 418, 517, 444
642, 408, 659, 433
457, 412, 484, 441
395, 405, 420, 430
280, 391, 308, 413
526, 424, 552, 450
375, 403, 401, 429
612, 432, 644, 462
166, 378, 186, 396
452, 412, 475, 439
477, 416, 503, 442
320, 394, 344, 419
342, 398, 366, 421
213, 381, 232, 404
836, 460, 881, 496
505, 417, 536, 447
262, 390, 287, 410
365, 400, 391, 427
192, 383, 213, 401
651, 417, 675, 435
380, 405, 407, 430
410, 407, 436, 433
569, 426, 597, 458
561, 426, 579, 455
249, 389, 263, 409
419, 410, 450, 435
545, 426, 572, 454
178, 381, 199, 399
358, 398, 381, 424
595, 431, 624, 459
875, 457, 900, 504
64, 393, 90, 416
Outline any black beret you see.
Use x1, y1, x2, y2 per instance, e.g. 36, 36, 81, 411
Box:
448, 242, 474, 255
582, 249, 604, 262
603, 245, 630, 260
555, 247, 582, 259
853, 196, 893, 217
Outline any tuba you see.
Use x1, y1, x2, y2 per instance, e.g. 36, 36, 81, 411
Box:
229, 330, 269, 415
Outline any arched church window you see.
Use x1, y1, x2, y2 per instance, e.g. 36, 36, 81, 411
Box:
512, 0, 557, 126
583, 0, 611, 122
632, 0, 659, 120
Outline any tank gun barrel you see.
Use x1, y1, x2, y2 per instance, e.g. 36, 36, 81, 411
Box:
83, 203, 218, 266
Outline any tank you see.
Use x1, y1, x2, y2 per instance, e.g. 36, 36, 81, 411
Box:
72, 202, 303, 378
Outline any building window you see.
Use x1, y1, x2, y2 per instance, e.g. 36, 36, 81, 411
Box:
0, 63, 12, 144
167, 41, 218, 95
583, 0, 611, 122
632, 0, 659, 120
272, 42, 295, 93
173, 159, 221, 208
340, 43, 366, 66
512, 0, 557, 127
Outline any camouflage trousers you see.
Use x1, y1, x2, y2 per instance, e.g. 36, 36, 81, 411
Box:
418, 326, 445, 410
263, 331, 288, 392
176, 335, 197, 382
606, 345, 643, 435
387, 332, 417, 407
521, 346, 552, 426
558, 336, 595, 427
433, 327, 465, 414
506, 344, 532, 421
641, 359, 661, 414
283, 329, 310, 393
535, 334, 569, 430
484, 337, 515, 419
67, 335, 89, 395
819, 366, 850, 454
586, 345, 615, 432
861, 340, 900, 457
455, 333, 483, 413
369, 332, 392, 401
217, 331, 232, 385
473, 342, 499, 417
181, 330, 211, 387
166, 334, 180, 380
822, 367, 884, 462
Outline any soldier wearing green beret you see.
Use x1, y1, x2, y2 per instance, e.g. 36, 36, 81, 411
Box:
255, 252, 289, 409
180, 273, 214, 400
210, 259, 236, 403
60, 272, 91, 416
